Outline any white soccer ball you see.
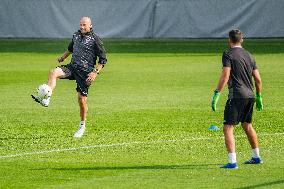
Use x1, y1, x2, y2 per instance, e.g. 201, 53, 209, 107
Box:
37, 84, 52, 99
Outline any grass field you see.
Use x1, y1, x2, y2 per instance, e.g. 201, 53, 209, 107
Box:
0, 39, 284, 189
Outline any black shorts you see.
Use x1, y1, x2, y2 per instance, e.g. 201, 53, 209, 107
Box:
223, 98, 255, 125
58, 64, 91, 96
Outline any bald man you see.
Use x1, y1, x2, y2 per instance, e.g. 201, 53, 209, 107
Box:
32, 17, 107, 138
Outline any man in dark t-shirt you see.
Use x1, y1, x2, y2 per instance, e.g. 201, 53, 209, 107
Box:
32, 17, 107, 138
211, 29, 263, 169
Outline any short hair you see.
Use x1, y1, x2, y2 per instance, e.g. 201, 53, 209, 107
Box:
229, 29, 243, 43
80, 17, 92, 24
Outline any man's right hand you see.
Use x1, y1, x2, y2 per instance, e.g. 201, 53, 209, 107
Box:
255, 92, 263, 111
58, 57, 64, 63
211, 90, 220, 111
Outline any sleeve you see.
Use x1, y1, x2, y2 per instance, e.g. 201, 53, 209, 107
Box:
222, 51, 231, 67
93, 36, 107, 64
67, 39, 74, 53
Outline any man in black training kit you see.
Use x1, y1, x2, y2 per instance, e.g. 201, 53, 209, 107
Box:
211, 29, 263, 169
32, 17, 107, 138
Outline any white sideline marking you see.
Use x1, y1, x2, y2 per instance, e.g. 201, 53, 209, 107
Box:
0, 132, 283, 159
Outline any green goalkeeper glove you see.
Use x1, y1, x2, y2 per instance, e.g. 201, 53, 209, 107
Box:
255, 92, 263, 111
211, 90, 220, 111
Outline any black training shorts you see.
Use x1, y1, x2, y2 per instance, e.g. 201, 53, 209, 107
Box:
58, 64, 91, 96
223, 98, 255, 125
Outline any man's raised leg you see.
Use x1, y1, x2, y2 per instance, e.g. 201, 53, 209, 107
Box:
32, 67, 66, 107
48, 67, 66, 90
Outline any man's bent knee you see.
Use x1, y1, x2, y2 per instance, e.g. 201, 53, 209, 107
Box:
49, 68, 65, 78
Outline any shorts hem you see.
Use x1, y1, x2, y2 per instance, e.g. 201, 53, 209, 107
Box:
76, 88, 88, 97
241, 121, 252, 124
223, 122, 239, 126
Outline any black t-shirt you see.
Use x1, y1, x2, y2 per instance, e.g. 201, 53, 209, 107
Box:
222, 47, 257, 99
67, 30, 107, 73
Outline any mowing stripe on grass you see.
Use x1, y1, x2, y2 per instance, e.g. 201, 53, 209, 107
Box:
1, 132, 283, 159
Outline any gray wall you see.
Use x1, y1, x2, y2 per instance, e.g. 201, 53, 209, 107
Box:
0, 0, 284, 38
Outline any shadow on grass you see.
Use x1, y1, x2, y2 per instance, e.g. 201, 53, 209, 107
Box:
32, 164, 221, 171
236, 179, 284, 189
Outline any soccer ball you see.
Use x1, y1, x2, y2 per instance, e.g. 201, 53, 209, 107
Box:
37, 84, 52, 99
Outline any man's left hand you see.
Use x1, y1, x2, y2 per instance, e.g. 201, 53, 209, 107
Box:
86, 72, 97, 85
255, 92, 263, 111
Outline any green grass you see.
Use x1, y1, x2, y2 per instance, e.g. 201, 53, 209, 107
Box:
0, 39, 284, 189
